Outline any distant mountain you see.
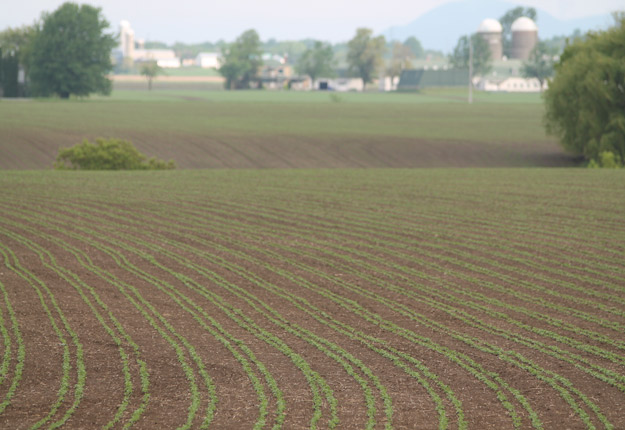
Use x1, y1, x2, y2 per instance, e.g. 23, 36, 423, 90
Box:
383, 0, 614, 53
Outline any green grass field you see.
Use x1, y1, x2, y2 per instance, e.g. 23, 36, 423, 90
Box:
0, 87, 568, 170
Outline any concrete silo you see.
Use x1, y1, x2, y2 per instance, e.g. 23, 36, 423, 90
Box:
120, 20, 135, 59
511, 17, 538, 60
477, 19, 503, 61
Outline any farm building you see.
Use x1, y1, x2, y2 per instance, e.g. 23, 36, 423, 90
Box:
475, 76, 546, 92
305, 69, 362, 91
117, 20, 182, 68
313, 78, 363, 92
133, 49, 181, 68
511, 17, 538, 60
477, 18, 503, 61
196, 52, 220, 68
260, 64, 294, 89
119, 20, 135, 59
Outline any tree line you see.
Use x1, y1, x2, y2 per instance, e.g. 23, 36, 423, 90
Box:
0, 2, 564, 97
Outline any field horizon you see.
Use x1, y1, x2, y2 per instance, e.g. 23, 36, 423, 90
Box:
0, 87, 578, 170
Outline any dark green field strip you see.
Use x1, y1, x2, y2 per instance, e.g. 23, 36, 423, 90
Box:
0, 234, 85, 429
0, 219, 150, 429
0, 95, 558, 169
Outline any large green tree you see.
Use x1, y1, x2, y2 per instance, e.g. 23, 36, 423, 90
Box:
449, 34, 493, 77
544, 14, 625, 167
521, 41, 555, 90
29, 3, 116, 98
295, 41, 335, 88
347, 28, 386, 91
219, 29, 263, 89
500, 6, 537, 58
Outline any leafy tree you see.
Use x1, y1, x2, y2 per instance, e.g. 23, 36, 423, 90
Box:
0, 26, 35, 72
29, 3, 116, 98
139, 61, 162, 90
0, 51, 20, 97
386, 42, 415, 88
521, 41, 555, 90
219, 29, 263, 89
500, 6, 537, 58
449, 34, 493, 77
347, 28, 386, 91
403, 36, 425, 59
55, 138, 175, 170
0, 25, 36, 96
544, 14, 625, 167
295, 41, 335, 88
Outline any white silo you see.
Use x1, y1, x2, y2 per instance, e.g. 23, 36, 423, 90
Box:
120, 20, 135, 59
477, 19, 503, 61
511, 17, 538, 60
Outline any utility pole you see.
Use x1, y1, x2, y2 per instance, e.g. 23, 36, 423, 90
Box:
468, 35, 473, 104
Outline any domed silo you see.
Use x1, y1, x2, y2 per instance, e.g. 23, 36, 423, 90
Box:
511, 17, 538, 60
477, 19, 503, 61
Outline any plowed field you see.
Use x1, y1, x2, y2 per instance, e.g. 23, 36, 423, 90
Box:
0, 169, 623, 429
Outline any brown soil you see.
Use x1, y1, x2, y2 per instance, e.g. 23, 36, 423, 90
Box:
0, 174, 623, 430
0, 125, 575, 170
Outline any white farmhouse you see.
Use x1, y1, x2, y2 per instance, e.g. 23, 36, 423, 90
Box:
133, 49, 181, 68
196, 52, 221, 68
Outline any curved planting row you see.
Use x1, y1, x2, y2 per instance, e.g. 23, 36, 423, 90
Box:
0, 169, 623, 429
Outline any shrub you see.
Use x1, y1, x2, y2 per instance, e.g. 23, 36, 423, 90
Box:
54, 138, 176, 170
587, 151, 622, 169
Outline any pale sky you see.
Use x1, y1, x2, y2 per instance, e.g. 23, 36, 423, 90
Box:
3, 0, 624, 44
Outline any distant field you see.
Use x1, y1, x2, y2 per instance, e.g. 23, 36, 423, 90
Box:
0, 87, 572, 170
0, 168, 623, 429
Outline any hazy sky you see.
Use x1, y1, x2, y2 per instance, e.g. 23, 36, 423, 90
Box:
3, 0, 625, 44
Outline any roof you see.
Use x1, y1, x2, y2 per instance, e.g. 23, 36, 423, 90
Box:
478, 18, 502, 33
511, 17, 538, 32
397, 69, 469, 90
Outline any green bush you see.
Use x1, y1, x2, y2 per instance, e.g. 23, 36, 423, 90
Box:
54, 138, 176, 170
587, 151, 622, 168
